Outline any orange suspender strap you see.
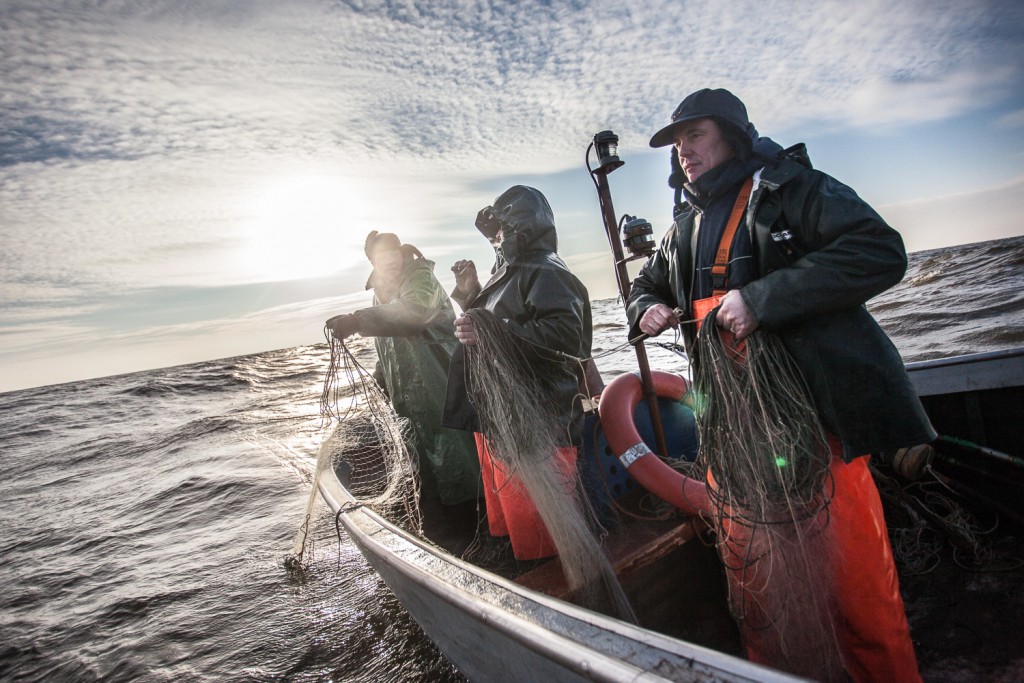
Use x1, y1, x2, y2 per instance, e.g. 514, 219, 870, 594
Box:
710, 176, 754, 296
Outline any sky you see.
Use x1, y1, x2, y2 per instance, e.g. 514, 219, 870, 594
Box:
1, 0, 1023, 393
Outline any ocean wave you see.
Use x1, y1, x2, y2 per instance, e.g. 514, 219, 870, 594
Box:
122, 473, 263, 527
55, 433, 137, 468
97, 588, 205, 628
869, 236, 1024, 361
0, 426, 54, 443
227, 345, 330, 387
119, 375, 250, 397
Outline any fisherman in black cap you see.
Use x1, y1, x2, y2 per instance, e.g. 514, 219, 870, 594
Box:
626, 88, 935, 681
325, 232, 481, 540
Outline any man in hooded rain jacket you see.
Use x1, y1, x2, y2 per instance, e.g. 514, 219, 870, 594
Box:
442, 185, 594, 561
626, 88, 935, 682
326, 232, 481, 520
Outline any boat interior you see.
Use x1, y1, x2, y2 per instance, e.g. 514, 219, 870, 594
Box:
408, 360, 1024, 679
419, 481, 744, 657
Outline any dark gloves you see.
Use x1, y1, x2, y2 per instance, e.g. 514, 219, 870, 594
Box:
451, 259, 480, 297
326, 313, 360, 340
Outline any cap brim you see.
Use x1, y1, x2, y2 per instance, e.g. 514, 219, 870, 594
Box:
649, 113, 701, 147
649, 121, 680, 148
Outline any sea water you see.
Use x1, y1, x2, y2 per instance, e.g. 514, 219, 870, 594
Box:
1, 236, 1021, 682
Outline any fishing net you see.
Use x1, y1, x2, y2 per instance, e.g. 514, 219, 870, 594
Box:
871, 453, 1024, 575
287, 331, 422, 567
462, 308, 636, 622
692, 309, 842, 679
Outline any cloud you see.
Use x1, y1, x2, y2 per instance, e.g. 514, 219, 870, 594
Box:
1, 0, 1022, 389
2, 0, 1020, 171
840, 66, 1018, 129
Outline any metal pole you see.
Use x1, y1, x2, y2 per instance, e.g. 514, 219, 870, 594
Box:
591, 170, 670, 459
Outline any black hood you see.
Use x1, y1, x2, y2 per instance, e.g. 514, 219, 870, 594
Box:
478, 185, 558, 265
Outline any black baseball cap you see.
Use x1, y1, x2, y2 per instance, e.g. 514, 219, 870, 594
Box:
649, 88, 751, 148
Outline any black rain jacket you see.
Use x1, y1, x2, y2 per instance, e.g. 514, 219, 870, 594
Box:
442, 186, 592, 446
626, 144, 936, 459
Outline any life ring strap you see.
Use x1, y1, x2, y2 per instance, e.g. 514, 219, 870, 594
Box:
619, 441, 652, 468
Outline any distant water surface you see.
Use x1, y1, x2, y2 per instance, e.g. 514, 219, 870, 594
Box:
0, 236, 1021, 681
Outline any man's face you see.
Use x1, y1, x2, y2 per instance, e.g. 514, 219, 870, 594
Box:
672, 118, 734, 183
371, 248, 403, 284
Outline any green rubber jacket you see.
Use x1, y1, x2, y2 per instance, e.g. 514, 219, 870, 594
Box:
626, 146, 936, 459
354, 254, 480, 504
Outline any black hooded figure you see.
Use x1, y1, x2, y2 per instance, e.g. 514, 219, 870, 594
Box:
442, 185, 593, 560
443, 185, 592, 443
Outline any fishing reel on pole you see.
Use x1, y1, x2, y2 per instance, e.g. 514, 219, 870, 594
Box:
621, 215, 655, 261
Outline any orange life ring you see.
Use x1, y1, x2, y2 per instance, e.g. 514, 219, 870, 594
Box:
597, 371, 710, 516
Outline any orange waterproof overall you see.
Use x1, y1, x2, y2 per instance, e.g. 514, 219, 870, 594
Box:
707, 445, 921, 682
692, 177, 921, 682
475, 433, 578, 561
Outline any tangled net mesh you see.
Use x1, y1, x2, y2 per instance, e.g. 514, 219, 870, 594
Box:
872, 458, 1023, 575
692, 309, 843, 679
288, 331, 422, 567
463, 308, 636, 622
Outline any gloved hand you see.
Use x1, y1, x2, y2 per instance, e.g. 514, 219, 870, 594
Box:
451, 260, 479, 295
326, 314, 360, 340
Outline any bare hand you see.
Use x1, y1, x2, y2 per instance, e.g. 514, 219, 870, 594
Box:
451, 260, 479, 295
716, 290, 759, 340
638, 303, 680, 337
454, 314, 478, 345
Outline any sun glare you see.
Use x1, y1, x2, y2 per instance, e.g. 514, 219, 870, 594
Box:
242, 174, 365, 282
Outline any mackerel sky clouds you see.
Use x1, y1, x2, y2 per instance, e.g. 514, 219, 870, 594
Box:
2, 0, 1022, 391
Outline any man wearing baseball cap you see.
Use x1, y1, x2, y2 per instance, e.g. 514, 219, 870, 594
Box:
325, 231, 481, 547
626, 88, 935, 681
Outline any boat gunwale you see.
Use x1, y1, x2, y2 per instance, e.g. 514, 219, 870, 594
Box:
317, 465, 804, 683
904, 347, 1024, 372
